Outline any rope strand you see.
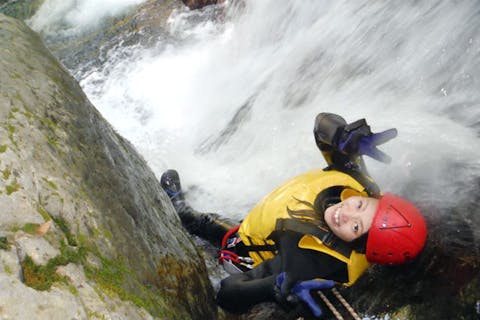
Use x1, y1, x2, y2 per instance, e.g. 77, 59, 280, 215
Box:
318, 291, 345, 320
314, 288, 362, 320
331, 288, 362, 320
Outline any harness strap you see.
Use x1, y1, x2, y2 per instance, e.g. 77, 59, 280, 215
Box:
325, 164, 380, 198
275, 218, 330, 242
243, 244, 277, 252
219, 225, 255, 271
274, 219, 353, 258
221, 225, 240, 249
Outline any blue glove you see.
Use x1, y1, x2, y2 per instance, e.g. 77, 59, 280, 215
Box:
291, 279, 335, 317
357, 128, 397, 163
275, 273, 335, 318
337, 119, 397, 163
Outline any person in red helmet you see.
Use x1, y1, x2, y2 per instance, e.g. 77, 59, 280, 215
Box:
161, 113, 428, 318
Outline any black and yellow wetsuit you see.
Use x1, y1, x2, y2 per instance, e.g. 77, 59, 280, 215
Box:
215, 113, 381, 314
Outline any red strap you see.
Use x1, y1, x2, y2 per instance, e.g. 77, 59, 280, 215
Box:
221, 225, 241, 249
219, 225, 241, 265
219, 249, 239, 264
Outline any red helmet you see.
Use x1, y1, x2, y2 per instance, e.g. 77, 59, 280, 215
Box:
366, 193, 428, 265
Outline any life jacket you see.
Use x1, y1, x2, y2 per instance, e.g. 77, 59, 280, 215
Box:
237, 168, 376, 286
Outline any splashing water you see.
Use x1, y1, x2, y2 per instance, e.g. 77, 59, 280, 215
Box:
28, 0, 147, 36
30, 1, 480, 223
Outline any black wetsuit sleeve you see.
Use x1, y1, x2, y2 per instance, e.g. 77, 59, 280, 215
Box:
273, 231, 349, 291
314, 113, 380, 195
313, 112, 349, 167
216, 256, 281, 314
313, 112, 367, 172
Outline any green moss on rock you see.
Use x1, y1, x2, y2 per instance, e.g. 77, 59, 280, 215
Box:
21, 242, 87, 291
21, 255, 61, 290
42, 177, 58, 190
2, 166, 11, 180
52, 216, 77, 246
20, 223, 41, 235
6, 123, 16, 146
84, 254, 172, 318
0, 236, 8, 250
36, 205, 51, 221
5, 178, 20, 195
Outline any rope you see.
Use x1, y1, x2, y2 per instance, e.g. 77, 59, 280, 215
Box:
317, 291, 344, 320
331, 288, 362, 320
314, 288, 362, 320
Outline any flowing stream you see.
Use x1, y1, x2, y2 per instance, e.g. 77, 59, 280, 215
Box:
28, 0, 480, 227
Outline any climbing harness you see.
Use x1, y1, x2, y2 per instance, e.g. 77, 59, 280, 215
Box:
219, 225, 254, 273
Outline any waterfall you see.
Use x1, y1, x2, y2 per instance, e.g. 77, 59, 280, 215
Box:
29, 0, 480, 224
28, 0, 146, 35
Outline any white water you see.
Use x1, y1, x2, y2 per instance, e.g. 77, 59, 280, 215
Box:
30, 0, 480, 220
28, 0, 147, 35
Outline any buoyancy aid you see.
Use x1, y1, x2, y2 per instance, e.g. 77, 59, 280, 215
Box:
238, 168, 374, 286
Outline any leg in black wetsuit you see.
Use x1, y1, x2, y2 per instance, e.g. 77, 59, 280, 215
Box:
160, 170, 284, 314
160, 169, 237, 247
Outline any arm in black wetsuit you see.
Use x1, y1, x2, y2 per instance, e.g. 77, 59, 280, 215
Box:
314, 112, 380, 196
314, 113, 368, 173
216, 256, 280, 314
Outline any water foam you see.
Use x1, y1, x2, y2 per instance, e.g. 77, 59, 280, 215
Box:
28, 0, 147, 36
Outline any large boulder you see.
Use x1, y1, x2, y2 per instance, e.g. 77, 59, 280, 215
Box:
0, 13, 216, 319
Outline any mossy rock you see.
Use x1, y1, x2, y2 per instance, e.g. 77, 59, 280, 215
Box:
0, 236, 8, 250
0, 12, 217, 320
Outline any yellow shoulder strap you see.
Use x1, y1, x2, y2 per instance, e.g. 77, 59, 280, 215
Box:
298, 235, 369, 286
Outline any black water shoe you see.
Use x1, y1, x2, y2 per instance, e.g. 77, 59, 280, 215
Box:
160, 169, 184, 201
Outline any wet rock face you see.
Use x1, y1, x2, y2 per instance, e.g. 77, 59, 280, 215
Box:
0, 0, 43, 20
0, 13, 216, 319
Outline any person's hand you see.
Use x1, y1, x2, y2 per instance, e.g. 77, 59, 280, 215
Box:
291, 279, 335, 317
274, 272, 295, 306
337, 119, 397, 163
275, 272, 335, 318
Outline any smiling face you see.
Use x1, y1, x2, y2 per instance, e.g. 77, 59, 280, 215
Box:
324, 196, 379, 242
